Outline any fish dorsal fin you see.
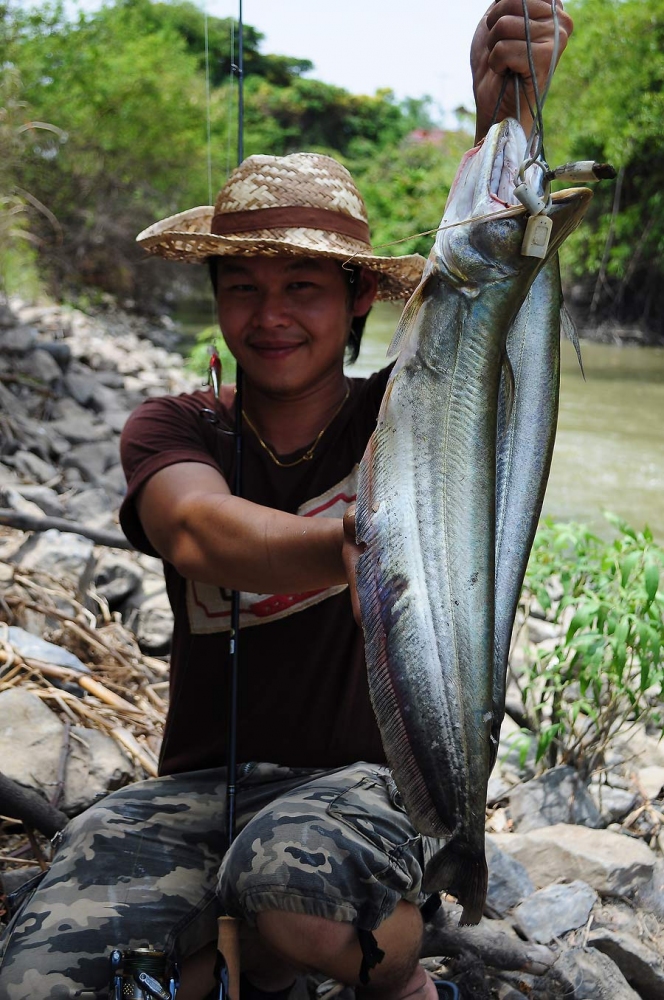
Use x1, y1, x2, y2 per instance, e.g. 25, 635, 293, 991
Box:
387, 270, 437, 359
561, 303, 586, 380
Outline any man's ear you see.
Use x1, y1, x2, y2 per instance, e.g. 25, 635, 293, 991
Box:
352, 268, 380, 316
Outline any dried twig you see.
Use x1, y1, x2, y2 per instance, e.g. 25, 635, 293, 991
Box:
0, 510, 132, 550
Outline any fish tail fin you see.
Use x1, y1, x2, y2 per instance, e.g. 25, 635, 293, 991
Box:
422, 838, 488, 926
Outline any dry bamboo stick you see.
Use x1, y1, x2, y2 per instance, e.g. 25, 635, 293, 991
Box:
111, 728, 159, 777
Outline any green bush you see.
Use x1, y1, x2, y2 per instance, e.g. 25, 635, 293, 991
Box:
517, 514, 663, 777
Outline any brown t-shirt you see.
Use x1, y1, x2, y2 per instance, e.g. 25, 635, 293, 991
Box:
119, 369, 391, 775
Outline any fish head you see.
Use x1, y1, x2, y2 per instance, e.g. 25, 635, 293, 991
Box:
434, 118, 591, 288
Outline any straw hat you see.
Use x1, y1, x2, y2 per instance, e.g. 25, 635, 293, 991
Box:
136, 152, 426, 301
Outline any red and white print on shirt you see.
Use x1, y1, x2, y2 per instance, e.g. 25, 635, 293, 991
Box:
186, 466, 359, 633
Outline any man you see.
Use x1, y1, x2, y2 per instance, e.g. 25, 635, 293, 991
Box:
0, 4, 571, 998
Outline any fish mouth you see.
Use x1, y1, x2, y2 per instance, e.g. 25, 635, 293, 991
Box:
440, 118, 534, 235
436, 118, 592, 274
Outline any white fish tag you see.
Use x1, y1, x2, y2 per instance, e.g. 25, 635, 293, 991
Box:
521, 214, 553, 258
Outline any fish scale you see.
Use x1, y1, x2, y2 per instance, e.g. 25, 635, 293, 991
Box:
355, 118, 592, 924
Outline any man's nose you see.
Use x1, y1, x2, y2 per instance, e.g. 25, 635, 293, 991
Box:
252, 290, 289, 328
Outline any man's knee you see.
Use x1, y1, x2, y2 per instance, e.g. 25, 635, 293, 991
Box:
255, 900, 423, 987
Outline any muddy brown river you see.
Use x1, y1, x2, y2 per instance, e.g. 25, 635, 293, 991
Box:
352, 303, 664, 543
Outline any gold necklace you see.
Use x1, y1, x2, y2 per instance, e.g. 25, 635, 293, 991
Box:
243, 382, 350, 468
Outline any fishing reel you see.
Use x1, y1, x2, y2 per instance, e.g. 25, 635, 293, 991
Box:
109, 948, 179, 999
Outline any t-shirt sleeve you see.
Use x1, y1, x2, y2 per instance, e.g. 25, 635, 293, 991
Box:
119, 393, 223, 554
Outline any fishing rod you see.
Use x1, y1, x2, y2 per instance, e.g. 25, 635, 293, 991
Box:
217, 4, 245, 1000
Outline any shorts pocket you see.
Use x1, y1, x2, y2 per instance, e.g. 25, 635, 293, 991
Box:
326, 772, 423, 893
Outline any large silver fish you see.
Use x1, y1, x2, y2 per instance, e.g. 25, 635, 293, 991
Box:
355, 118, 591, 924
492, 255, 564, 764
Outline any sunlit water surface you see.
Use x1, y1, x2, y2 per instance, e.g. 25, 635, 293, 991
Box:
349, 302, 664, 542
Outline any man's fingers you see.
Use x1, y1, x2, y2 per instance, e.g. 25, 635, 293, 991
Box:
488, 38, 559, 80
486, 0, 569, 34
342, 503, 356, 538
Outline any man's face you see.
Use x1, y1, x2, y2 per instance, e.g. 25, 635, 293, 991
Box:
215, 256, 377, 398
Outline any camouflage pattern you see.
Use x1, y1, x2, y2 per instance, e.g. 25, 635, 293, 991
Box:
0, 763, 442, 999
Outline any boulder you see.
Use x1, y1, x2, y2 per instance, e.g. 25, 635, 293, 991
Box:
513, 880, 597, 944
542, 946, 641, 999
0, 689, 133, 816
508, 765, 602, 832
486, 836, 534, 915
587, 928, 664, 1000
12, 528, 95, 597
492, 824, 656, 897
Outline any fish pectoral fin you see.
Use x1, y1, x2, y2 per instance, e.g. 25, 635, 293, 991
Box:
422, 838, 488, 927
387, 269, 438, 358
498, 350, 516, 429
561, 303, 586, 380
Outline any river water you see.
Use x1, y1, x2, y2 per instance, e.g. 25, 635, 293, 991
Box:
176, 299, 664, 542
349, 303, 664, 543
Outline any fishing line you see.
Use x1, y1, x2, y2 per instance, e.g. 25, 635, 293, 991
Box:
341, 204, 532, 270
226, 19, 236, 178
204, 9, 213, 204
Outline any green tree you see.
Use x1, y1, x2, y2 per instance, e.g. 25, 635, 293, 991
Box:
545, 0, 664, 338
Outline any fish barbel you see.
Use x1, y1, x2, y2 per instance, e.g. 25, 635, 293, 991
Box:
355, 118, 591, 924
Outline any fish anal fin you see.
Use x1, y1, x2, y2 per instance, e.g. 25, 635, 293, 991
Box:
387, 269, 438, 358
422, 839, 488, 926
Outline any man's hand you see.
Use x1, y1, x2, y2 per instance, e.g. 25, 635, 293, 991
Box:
472, 0, 573, 142
342, 504, 364, 627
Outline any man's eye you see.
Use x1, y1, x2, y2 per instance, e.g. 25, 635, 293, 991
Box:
227, 283, 256, 292
289, 281, 315, 290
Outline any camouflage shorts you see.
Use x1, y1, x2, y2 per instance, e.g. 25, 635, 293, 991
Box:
0, 761, 442, 1000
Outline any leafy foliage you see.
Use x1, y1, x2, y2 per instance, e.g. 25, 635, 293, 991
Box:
518, 515, 664, 777
3, 0, 459, 307
545, 0, 664, 334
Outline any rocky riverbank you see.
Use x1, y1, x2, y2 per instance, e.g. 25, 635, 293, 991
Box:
1, 298, 663, 998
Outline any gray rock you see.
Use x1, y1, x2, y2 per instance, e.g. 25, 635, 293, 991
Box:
634, 860, 664, 920
63, 371, 98, 408
13, 528, 96, 597
543, 946, 641, 999
592, 784, 638, 825
94, 554, 142, 608
0, 689, 133, 815
65, 485, 115, 524
487, 774, 513, 805
508, 765, 602, 832
0, 486, 46, 518
48, 414, 112, 445
492, 824, 656, 897
131, 602, 174, 655
98, 464, 128, 497
0, 689, 63, 796
63, 442, 121, 483
637, 765, 664, 800
486, 836, 534, 915
10, 484, 64, 517
526, 617, 560, 644
0, 302, 18, 328
513, 880, 597, 944
7, 449, 59, 483
61, 725, 134, 815
38, 341, 71, 372
0, 325, 38, 353
588, 928, 664, 1000
17, 347, 63, 384
6, 627, 89, 672
103, 408, 132, 434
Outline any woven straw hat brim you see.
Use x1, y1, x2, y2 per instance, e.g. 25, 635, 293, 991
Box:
137, 207, 426, 302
